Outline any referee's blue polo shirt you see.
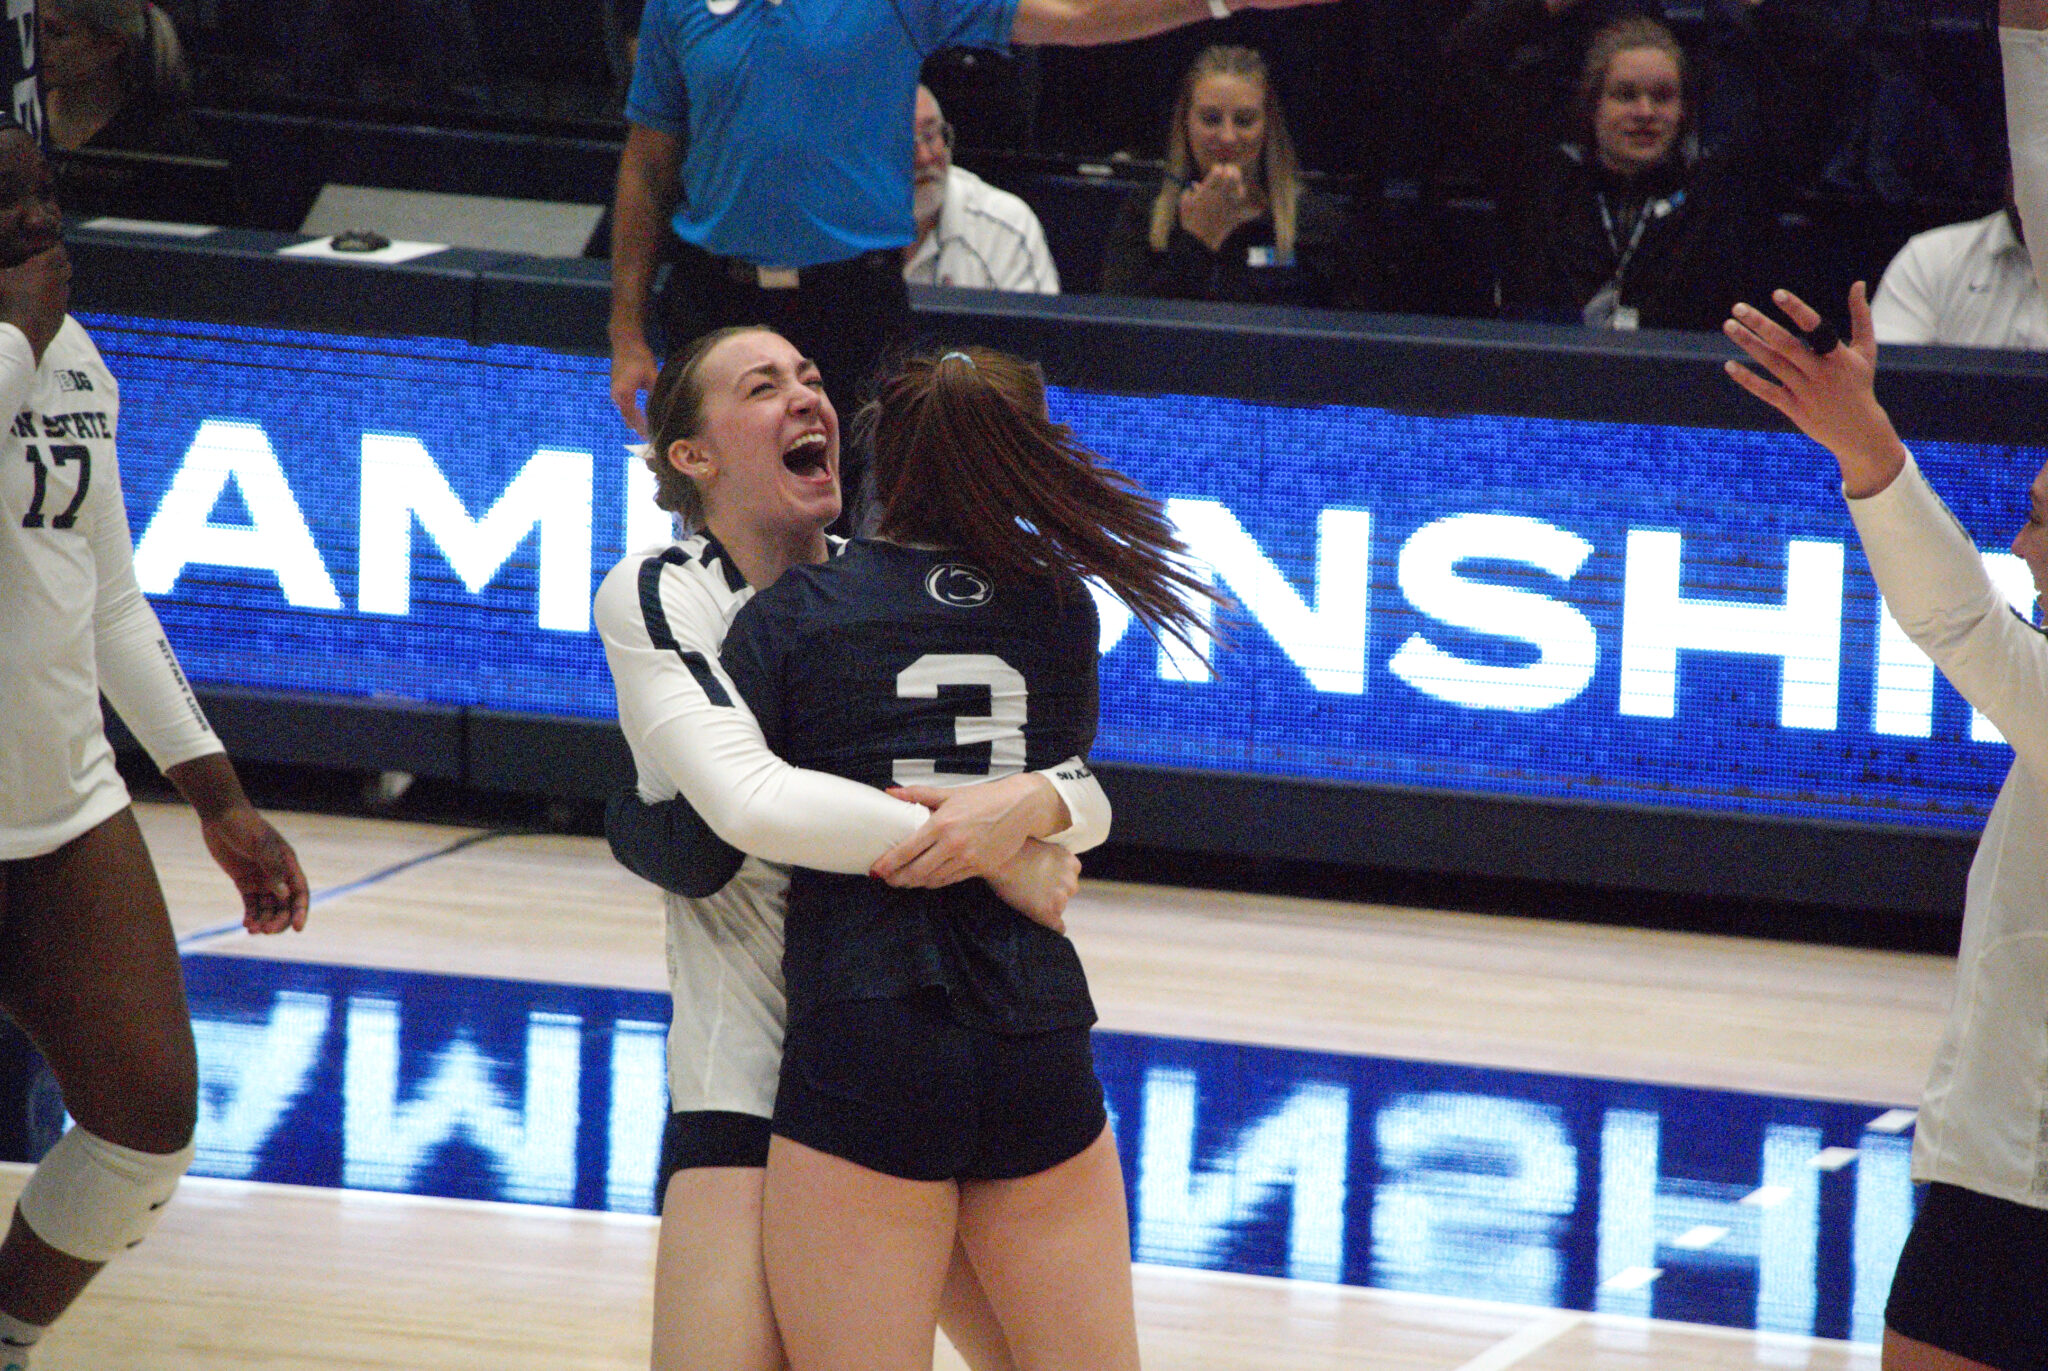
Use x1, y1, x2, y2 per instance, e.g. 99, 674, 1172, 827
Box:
627, 0, 1019, 270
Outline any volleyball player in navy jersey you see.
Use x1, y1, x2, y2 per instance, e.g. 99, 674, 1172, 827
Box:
595, 325, 1116, 1371
713, 346, 1216, 1371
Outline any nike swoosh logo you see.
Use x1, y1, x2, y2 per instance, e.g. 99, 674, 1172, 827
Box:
706, 0, 739, 12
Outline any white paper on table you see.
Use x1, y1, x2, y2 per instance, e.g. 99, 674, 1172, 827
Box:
81, 217, 221, 238
277, 236, 450, 264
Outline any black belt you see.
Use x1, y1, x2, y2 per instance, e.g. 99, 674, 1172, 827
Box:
673, 237, 902, 290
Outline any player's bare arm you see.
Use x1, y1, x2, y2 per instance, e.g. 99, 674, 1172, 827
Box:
163, 754, 310, 935
608, 123, 684, 436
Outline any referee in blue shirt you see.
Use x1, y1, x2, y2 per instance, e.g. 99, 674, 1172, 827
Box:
606, 0, 1335, 531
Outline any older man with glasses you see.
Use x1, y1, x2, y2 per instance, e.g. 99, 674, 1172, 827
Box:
903, 83, 1060, 293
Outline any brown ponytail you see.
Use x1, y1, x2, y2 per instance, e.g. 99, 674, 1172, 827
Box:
859, 346, 1220, 655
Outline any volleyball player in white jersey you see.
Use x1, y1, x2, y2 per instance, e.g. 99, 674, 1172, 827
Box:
1722, 10, 2048, 1365
0, 123, 307, 1369
593, 325, 1107, 1371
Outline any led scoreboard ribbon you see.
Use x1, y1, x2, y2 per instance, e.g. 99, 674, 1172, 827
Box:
95, 311, 2035, 832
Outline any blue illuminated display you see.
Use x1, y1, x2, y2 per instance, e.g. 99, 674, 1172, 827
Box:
182, 953, 1916, 1342
92, 311, 2037, 829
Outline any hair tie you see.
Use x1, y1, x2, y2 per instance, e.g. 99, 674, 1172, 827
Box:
939, 350, 977, 369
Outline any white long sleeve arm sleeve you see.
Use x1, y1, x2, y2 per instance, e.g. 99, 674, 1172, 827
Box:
1847, 452, 2048, 779
88, 402, 222, 773
90, 436, 220, 770
596, 550, 1109, 874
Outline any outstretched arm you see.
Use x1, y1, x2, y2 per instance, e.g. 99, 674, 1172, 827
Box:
1724, 283, 2048, 775
1012, 0, 1335, 47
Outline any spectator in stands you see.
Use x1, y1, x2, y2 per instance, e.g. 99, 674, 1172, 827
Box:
282, 0, 488, 110
39, 0, 209, 155
1872, 178, 2045, 348
1438, 0, 1659, 185
1449, 12, 1760, 330
905, 84, 1059, 292
1097, 44, 1377, 309
607, 0, 1337, 539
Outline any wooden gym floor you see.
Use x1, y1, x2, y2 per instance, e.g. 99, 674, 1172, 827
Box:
18, 801, 1946, 1369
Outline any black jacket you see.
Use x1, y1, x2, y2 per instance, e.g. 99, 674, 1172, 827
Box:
1503, 139, 1758, 331
1097, 186, 1386, 310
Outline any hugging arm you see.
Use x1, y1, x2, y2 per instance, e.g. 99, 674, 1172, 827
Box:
596, 557, 1108, 904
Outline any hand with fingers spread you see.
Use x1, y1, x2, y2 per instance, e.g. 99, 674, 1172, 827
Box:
1721, 283, 1911, 498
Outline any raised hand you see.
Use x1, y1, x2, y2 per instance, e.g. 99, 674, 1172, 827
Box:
1722, 283, 1910, 498
1178, 164, 1258, 251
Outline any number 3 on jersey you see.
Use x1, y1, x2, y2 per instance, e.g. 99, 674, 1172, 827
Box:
892, 653, 1028, 787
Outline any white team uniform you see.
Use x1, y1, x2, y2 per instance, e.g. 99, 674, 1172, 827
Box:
1835, 24, 2048, 1214
1, 317, 220, 861
1854, 456, 2048, 1210
594, 533, 1109, 1117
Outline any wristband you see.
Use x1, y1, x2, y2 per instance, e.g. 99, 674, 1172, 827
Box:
1207, 0, 1231, 17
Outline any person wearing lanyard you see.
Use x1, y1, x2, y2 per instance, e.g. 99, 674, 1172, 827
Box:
1446, 10, 1759, 332
605, 0, 1338, 532
1582, 174, 1685, 330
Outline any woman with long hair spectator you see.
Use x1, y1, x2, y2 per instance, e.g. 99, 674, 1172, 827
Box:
1099, 43, 1382, 309
38, 0, 206, 154
1447, 10, 1762, 331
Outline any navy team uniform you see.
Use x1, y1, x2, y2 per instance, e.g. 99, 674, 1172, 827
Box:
719, 540, 1108, 1181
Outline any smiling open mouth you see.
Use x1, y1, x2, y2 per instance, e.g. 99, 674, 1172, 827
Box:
783, 432, 830, 476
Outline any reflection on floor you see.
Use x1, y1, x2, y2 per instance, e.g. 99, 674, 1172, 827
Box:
185, 951, 1913, 1346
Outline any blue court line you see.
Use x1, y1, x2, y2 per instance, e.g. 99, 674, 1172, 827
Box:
176, 829, 511, 948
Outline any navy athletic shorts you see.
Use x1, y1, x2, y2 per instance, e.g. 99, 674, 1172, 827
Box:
1886, 1181, 2048, 1368
654, 1110, 772, 1211
772, 990, 1106, 1183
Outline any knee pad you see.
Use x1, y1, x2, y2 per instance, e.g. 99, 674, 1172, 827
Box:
13, 1125, 196, 1263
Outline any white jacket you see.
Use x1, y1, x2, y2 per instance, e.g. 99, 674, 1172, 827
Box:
903, 165, 1059, 294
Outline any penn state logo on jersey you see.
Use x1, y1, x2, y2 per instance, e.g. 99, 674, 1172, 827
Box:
925, 563, 994, 609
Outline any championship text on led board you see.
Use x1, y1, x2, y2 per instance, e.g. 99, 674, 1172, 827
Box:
183, 953, 1916, 1342
90, 312, 2041, 829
